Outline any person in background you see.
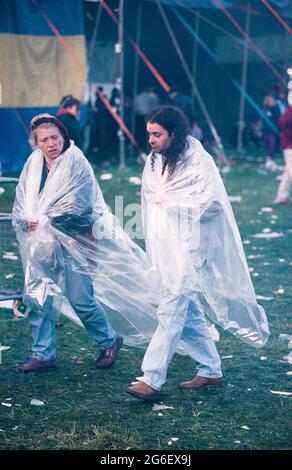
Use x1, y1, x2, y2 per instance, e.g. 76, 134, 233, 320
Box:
273, 83, 287, 116
263, 94, 281, 172
168, 86, 194, 125
273, 104, 292, 204
191, 121, 203, 142
134, 86, 160, 147
56, 95, 83, 150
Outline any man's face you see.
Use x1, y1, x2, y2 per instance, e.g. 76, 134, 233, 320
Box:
146, 122, 173, 153
36, 125, 64, 160
69, 105, 80, 118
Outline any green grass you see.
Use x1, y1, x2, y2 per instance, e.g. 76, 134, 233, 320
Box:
0, 151, 291, 450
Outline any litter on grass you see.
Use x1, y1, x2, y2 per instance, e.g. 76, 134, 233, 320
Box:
260, 207, 273, 213
229, 196, 242, 203
100, 173, 113, 181
153, 404, 174, 411
129, 176, 142, 185
256, 295, 274, 301
270, 391, 292, 397
253, 232, 283, 239
30, 399, 45, 406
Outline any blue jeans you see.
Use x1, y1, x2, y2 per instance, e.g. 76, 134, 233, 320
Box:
29, 266, 116, 360
141, 291, 222, 390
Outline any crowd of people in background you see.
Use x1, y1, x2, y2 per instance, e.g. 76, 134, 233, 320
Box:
52, 80, 291, 204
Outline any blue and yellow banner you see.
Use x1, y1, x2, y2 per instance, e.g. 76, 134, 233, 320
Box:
0, 0, 87, 172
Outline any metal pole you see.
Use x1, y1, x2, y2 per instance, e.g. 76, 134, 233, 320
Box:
191, 13, 200, 111
237, 1, 251, 153
130, 1, 142, 149
118, 0, 126, 170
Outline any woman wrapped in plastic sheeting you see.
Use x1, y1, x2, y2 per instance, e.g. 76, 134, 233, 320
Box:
127, 106, 270, 400
13, 114, 157, 373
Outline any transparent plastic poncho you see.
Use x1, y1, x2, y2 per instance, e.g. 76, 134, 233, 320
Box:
12, 142, 158, 347
142, 136, 270, 348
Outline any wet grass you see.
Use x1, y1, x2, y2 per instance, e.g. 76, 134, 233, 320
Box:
0, 151, 291, 450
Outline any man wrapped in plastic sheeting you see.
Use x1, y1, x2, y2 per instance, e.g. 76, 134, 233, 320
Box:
13, 114, 158, 373
127, 106, 270, 400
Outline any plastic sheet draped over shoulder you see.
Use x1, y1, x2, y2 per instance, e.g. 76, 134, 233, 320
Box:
141, 136, 270, 348
12, 142, 157, 346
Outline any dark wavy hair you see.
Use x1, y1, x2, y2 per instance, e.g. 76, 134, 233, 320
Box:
146, 105, 190, 177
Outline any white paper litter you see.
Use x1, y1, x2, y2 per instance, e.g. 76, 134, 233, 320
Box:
270, 390, 292, 396
171, 437, 179, 442
168, 440, 173, 446
263, 228, 271, 233
247, 254, 264, 259
2, 252, 18, 260
5, 273, 16, 279
30, 399, 45, 406
100, 173, 113, 181
256, 295, 274, 301
260, 356, 267, 360
253, 232, 283, 239
0, 345, 11, 351
153, 404, 174, 411
1, 403, 12, 408
234, 440, 241, 444
229, 196, 242, 203
273, 288, 285, 295
222, 355, 234, 359
0, 187, 5, 195
129, 176, 142, 185
260, 207, 273, 213
158, 413, 163, 416
241, 425, 250, 430
286, 371, 292, 376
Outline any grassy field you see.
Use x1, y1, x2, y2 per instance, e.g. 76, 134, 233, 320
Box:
0, 152, 291, 450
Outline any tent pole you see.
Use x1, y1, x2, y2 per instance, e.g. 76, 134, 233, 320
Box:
130, 1, 142, 158
237, 1, 251, 153
191, 13, 200, 111
118, 0, 126, 170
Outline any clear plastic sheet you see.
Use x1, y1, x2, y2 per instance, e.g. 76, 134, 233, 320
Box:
12, 142, 158, 347
142, 136, 270, 348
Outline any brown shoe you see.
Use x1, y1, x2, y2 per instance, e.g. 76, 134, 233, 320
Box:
178, 375, 223, 390
19, 357, 56, 373
95, 335, 123, 368
126, 381, 159, 400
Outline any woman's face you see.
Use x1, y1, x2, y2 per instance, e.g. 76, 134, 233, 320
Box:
35, 125, 64, 160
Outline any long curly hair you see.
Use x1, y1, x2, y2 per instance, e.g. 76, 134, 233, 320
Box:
146, 105, 190, 177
